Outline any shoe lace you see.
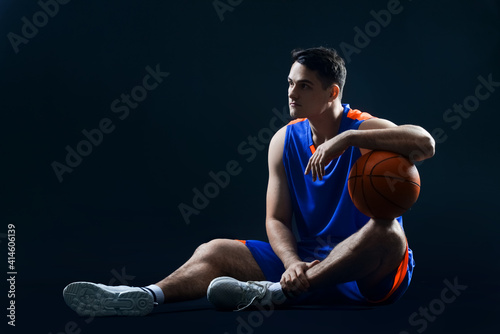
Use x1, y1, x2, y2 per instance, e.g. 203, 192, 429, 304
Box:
235, 281, 267, 311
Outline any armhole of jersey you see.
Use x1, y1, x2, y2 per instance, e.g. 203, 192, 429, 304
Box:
283, 118, 307, 161
346, 108, 375, 155
283, 123, 291, 166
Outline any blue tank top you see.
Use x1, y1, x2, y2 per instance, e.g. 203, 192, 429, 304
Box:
283, 104, 403, 251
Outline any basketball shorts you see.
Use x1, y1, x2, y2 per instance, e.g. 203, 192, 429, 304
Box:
238, 239, 414, 306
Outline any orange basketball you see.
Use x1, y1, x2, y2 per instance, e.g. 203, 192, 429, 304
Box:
348, 151, 421, 219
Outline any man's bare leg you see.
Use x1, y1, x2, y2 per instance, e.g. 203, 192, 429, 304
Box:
63, 238, 265, 316
155, 239, 266, 303
302, 218, 407, 297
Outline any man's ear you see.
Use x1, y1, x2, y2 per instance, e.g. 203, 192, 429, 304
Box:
329, 84, 340, 102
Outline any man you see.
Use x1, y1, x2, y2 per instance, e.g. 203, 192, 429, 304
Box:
63, 47, 435, 316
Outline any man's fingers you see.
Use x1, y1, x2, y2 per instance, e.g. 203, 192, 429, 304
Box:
281, 262, 320, 295
314, 162, 321, 181
283, 272, 308, 293
305, 153, 317, 175
306, 260, 321, 269
287, 278, 307, 292
292, 268, 310, 291
304, 159, 311, 175
305, 151, 329, 182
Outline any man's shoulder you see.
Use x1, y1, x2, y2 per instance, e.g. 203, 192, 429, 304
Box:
345, 107, 375, 122
340, 104, 377, 132
269, 126, 287, 152
272, 118, 307, 143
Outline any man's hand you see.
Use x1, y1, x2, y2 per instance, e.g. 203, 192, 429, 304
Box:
280, 260, 320, 296
304, 132, 349, 181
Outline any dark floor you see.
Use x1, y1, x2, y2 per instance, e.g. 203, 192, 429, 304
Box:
9, 274, 498, 334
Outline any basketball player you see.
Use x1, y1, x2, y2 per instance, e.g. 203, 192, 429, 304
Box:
63, 47, 435, 316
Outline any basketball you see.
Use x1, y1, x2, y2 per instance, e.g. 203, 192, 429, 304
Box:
348, 151, 421, 219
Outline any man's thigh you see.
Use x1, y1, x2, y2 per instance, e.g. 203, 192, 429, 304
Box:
207, 239, 267, 281
238, 239, 285, 282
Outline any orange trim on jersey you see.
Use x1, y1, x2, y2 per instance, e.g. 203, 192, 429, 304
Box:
309, 144, 316, 154
235, 239, 246, 245
368, 243, 409, 304
287, 118, 307, 125
347, 109, 374, 121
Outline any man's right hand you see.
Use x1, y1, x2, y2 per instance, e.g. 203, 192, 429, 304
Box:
280, 260, 320, 296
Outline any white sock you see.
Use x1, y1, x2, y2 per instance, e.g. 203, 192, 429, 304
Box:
143, 284, 165, 304
268, 282, 287, 302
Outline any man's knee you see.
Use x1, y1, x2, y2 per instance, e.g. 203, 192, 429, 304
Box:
194, 238, 238, 262
365, 219, 406, 254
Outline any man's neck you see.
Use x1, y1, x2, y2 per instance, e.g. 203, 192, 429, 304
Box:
308, 101, 344, 147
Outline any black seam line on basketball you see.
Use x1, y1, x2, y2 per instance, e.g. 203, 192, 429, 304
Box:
361, 151, 375, 217
368, 175, 410, 211
369, 155, 420, 204
350, 160, 358, 199
368, 175, 421, 188
369, 155, 403, 175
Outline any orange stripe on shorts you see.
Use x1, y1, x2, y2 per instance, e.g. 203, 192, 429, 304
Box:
235, 239, 246, 245
369, 243, 409, 304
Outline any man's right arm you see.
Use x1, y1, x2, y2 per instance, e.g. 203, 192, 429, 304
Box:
266, 127, 318, 294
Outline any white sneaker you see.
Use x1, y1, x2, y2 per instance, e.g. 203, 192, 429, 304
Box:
207, 276, 280, 311
63, 282, 154, 317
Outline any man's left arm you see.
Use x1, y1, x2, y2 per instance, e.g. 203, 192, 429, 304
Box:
353, 118, 435, 159
305, 119, 435, 181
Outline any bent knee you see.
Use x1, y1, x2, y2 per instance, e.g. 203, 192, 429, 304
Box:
366, 219, 406, 254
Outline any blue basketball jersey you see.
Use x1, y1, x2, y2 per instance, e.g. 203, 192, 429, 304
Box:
242, 103, 414, 303
283, 104, 403, 249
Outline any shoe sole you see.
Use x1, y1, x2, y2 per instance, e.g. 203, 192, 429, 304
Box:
63, 282, 154, 317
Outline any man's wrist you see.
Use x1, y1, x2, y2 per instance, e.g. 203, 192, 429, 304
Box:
283, 257, 302, 269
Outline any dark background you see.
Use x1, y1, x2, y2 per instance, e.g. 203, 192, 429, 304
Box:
1, 0, 499, 333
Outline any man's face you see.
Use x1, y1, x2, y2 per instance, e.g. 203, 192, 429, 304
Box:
288, 62, 334, 119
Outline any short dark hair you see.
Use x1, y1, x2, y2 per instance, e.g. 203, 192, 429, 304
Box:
291, 47, 347, 93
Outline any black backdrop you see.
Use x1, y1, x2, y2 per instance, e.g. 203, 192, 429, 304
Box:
1, 0, 499, 333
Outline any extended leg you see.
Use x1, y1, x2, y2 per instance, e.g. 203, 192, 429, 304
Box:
63, 238, 265, 316
155, 239, 266, 303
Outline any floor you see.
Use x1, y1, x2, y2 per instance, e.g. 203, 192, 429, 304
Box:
16, 274, 497, 334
